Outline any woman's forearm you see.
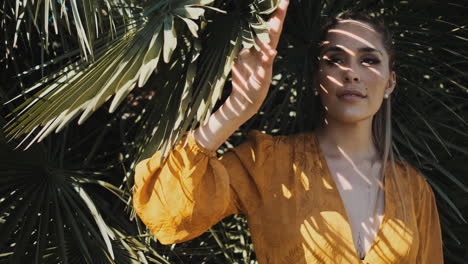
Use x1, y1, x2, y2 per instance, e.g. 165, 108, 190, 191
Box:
192, 92, 264, 152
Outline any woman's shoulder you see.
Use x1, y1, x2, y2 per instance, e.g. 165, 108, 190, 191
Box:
391, 159, 433, 197
395, 160, 426, 181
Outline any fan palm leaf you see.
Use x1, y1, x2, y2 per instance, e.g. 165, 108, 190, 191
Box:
0, 126, 173, 263
3, 0, 220, 150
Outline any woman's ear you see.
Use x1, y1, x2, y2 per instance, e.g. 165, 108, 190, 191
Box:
386, 71, 396, 95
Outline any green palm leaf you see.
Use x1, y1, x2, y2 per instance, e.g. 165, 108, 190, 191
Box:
3, 0, 215, 150
0, 127, 170, 263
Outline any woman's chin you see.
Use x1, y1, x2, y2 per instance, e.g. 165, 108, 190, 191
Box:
325, 112, 373, 124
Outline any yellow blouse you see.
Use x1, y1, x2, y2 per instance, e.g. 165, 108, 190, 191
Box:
133, 130, 444, 264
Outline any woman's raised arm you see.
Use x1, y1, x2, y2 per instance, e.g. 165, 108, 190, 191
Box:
193, 0, 289, 151
133, 0, 289, 244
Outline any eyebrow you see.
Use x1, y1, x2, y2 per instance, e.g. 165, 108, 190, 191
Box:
321, 46, 383, 55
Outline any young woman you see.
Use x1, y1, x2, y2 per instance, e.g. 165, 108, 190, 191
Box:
132, 0, 444, 263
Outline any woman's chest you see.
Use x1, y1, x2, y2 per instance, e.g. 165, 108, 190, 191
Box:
325, 159, 386, 259
248, 160, 421, 263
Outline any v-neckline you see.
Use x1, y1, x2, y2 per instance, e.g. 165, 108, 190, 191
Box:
312, 133, 390, 262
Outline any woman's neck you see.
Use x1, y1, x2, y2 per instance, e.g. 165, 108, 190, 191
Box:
315, 118, 379, 163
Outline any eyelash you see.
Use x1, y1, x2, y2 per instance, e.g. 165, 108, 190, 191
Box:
324, 56, 381, 66
361, 57, 381, 65
325, 56, 344, 65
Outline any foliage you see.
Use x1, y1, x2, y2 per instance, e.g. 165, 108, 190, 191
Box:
1, 0, 467, 263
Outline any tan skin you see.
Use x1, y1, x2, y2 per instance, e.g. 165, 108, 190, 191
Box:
194, 0, 395, 260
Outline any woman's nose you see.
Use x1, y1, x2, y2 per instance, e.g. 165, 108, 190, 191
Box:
343, 67, 360, 82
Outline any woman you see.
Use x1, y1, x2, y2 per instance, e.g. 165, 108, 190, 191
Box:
132, 0, 444, 263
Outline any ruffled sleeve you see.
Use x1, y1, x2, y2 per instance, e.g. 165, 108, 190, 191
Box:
132, 130, 274, 245
411, 166, 444, 263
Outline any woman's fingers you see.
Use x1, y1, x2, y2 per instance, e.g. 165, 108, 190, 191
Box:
267, 0, 289, 49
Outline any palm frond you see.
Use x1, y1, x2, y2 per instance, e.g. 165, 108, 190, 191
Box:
0, 130, 150, 263
3, 0, 217, 150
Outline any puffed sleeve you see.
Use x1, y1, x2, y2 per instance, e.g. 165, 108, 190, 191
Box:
132, 129, 274, 245
413, 168, 444, 263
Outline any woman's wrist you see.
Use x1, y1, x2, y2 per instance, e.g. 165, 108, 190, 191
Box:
192, 93, 260, 152
229, 91, 265, 115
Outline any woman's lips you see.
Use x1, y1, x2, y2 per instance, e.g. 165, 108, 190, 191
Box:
338, 94, 368, 102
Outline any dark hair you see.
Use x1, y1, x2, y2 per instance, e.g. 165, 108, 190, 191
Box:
318, 11, 395, 70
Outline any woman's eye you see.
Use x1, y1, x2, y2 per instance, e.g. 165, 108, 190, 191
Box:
325, 56, 344, 65
361, 57, 381, 65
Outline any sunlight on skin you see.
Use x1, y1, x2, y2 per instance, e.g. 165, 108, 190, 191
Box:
240, 61, 255, 76
366, 66, 383, 77
231, 89, 251, 105
336, 146, 374, 186
231, 67, 251, 102
196, 125, 210, 146
230, 73, 265, 107
319, 84, 329, 94
368, 215, 376, 225
361, 224, 370, 233
218, 106, 231, 120
326, 75, 344, 87
335, 172, 353, 190
336, 147, 386, 196
331, 63, 356, 74
231, 54, 267, 106
328, 29, 376, 49
337, 20, 377, 33
229, 96, 246, 115
231, 66, 249, 87
198, 91, 257, 147
336, 44, 356, 56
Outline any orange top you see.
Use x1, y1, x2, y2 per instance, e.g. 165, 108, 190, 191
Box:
133, 130, 444, 264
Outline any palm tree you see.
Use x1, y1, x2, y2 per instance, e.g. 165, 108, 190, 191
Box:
1, 0, 467, 263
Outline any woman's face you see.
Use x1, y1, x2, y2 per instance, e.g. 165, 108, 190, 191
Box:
317, 20, 396, 124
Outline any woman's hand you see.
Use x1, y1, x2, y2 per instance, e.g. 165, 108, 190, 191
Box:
230, 0, 289, 110
192, 0, 289, 151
